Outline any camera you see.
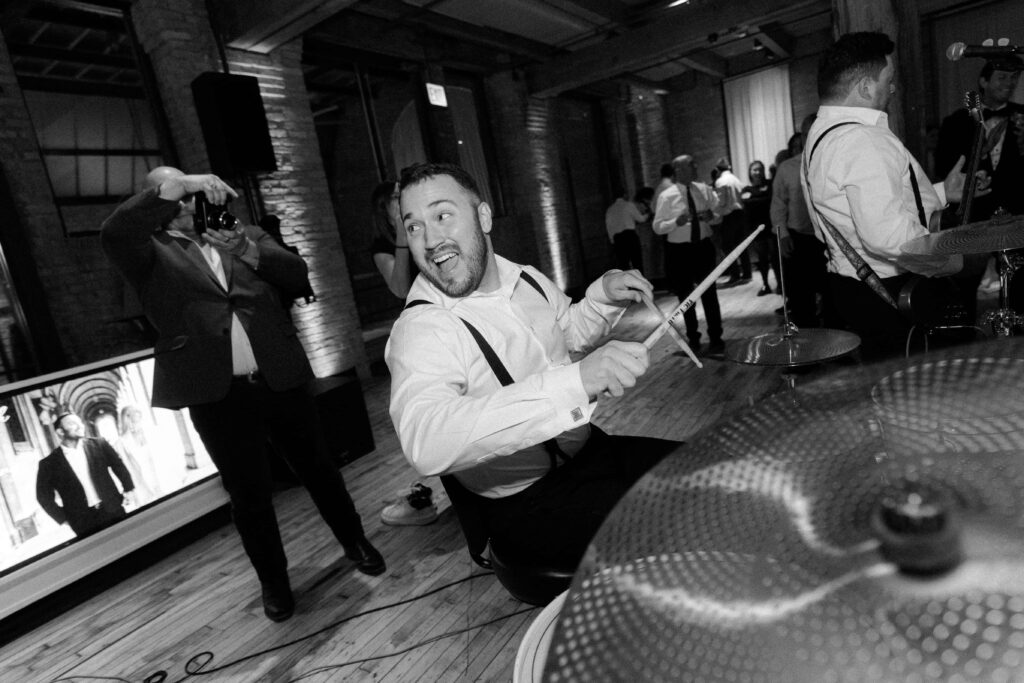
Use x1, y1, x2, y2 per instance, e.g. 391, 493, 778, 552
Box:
193, 191, 239, 235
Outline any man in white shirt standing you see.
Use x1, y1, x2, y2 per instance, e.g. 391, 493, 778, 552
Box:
386, 162, 676, 576
652, 154, 725, 355
605, 186, 648, 272
36, 412, 136, 536
714, 158, 751, 285
802, 31, 970, 359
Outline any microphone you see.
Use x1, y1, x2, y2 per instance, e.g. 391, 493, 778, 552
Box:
946, 42, 1023, 61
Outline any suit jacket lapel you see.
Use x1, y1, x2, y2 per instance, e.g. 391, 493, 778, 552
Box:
168, 234, 228, 293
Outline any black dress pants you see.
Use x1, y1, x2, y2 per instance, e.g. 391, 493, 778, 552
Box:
785, 231, 827, 327
612, 230, 643, 272
189, 378, 365, 585
665, 238, 723, 344
484, 428, 678, 569
827, 272, 912, 361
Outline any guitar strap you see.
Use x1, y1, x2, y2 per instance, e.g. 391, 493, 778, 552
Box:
803, 121, 899, 310
405, 270, 571, 471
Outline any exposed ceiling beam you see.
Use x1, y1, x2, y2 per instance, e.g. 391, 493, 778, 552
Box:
546, 0, 631, 25
16, 74, 143, 98
355, 0, 557, 63
755, 23, 793, 58
223, 0, 362, 54
8, 42, 135, 70
527, 0, 827, 97
675, 52, 727, 79
25, 4, 125, 31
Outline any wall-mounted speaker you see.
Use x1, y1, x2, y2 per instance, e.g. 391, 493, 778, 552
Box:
191, 72, 278, 177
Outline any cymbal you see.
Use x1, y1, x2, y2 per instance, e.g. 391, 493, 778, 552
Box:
902, 215, 1024, 256
543, 340, 1024, 683
725, 328, 861, 367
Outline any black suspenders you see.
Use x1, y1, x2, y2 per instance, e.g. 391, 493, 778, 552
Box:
405, 270, 570, 470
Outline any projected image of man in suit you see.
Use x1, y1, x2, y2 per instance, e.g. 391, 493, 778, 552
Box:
35, 412, 136, 537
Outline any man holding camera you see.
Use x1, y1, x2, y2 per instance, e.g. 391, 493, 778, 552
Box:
101, 167, 383, 623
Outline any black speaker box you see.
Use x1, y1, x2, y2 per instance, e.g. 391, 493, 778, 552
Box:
191, 72, 278, 177
311, 374, 375, 466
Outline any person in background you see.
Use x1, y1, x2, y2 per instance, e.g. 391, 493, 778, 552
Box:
370, 181, 418, 299
772, 121, 827, 327
115, 405, 163, 503
741, 160, 779, 297
714, 158, 751, 285
369, 181, 439, 527
605, 185, 648, 272
936, 55, 1024, 318
102, 167, 384, 623
653, 154, 725, 355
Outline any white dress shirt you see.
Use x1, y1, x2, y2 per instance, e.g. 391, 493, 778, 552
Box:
714, 170, 745, 215
802, 105, 948, 279
386, 255, 627, 498
62, 442, 100, 507
652, 181, 719, 243
605, 198, 645, 239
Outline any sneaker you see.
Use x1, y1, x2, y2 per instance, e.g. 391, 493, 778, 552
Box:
381, 483, 439, 526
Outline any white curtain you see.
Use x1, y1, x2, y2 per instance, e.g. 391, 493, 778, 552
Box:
723, 64, 793, 184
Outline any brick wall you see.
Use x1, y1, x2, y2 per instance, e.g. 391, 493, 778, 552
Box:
0, 31, 129, 368
664, 71, 729, 181
789, 54, 821, 133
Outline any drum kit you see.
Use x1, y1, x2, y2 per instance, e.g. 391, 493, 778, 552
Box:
539, 339, 1024, 682
525, 217, 1024, 682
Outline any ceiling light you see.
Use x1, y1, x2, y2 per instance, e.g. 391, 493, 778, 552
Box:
668, 0, 690, 7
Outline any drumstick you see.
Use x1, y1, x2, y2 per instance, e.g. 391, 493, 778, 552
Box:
643, 224, 765, 349
640, 293, 703, 368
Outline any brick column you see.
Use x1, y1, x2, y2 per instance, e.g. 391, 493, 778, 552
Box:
225, 42, 366, 377
484, 70, 584, 292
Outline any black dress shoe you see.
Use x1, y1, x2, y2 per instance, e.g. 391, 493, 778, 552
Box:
343, 537, 386, 576
261, 580, 294, 622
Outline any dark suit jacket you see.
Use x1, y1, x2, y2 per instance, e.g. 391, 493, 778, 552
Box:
936, 102, 1024, 220
36, 438, 135, 534
101, 188, 315, 409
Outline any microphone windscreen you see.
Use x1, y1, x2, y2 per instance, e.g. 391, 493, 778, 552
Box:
946, 42, 966, 61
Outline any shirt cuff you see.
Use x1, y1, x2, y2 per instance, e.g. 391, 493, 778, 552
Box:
932, 181, 947, 207
542, 362, 596, 428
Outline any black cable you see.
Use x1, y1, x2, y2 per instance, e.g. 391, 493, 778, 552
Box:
47, 571, 507, 683
281, 605, 538, 683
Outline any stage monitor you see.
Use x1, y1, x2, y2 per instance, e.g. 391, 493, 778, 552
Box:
0, 351, 226, 620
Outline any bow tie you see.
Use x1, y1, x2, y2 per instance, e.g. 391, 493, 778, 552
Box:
983, 108, 1009, 121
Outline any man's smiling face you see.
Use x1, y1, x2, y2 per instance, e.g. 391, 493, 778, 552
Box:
400, 174, 493, 298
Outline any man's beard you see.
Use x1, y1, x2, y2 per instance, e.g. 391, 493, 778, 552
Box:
420, 213, 488, 298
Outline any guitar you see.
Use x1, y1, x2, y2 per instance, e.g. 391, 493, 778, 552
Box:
957, 91, 985, 225
896, 92, 984, 327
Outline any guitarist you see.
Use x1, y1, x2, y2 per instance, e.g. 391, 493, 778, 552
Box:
936, 55, 1024, 313
803, 32, 973, 360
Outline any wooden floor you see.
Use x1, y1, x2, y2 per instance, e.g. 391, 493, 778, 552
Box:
0, 276, 952, 682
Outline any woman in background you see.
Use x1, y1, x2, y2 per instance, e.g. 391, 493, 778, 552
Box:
741, 160, 780, 296
370, 181, 418, 298
369, 181, 437, 526
117, 405, 163, 503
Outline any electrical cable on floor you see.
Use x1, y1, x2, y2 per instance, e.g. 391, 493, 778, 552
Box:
47, 571, 540, 683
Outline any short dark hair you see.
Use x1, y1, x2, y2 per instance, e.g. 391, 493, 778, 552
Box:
980, 56, 1024, 81
398, 162, 482, 203
715, 157, 732, 171
54, 411, 74, 431
659, 163, 675, 179
817, 32, 894, 100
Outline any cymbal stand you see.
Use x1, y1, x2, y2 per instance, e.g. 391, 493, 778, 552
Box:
985, 249, 1024, 336
775, 227, 798, 339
